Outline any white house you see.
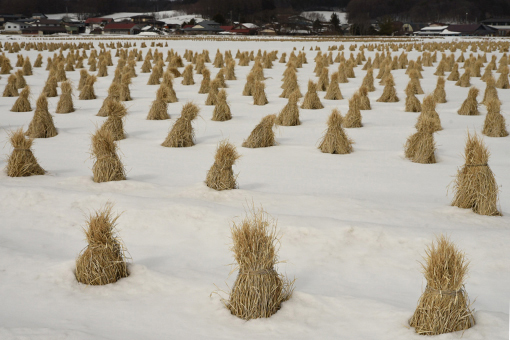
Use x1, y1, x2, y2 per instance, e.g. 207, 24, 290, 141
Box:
4, 21, 32, 32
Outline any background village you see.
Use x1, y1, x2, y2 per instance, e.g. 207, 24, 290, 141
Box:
0, 10, 509, 37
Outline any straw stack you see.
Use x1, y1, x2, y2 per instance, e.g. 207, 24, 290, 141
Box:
318, 109, 353, 154
205, 140, 239, 190
6, 128, 45, 177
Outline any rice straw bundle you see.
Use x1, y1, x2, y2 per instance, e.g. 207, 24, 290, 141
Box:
450, 132, 501, 216
181, 64, 195, 85
301, 80, 324, 109
206, 79, 220, 106
433, 77, 447, 103
11, 86, 31, 112
225, 59, 236, 80
253, 81, 268, 106
433, 60, 446, 76
455, 70, 471, 87
119, 73, 132, 101
212, 89, 232, 121
225, 206, 294, 320
242, 114, 277, 148
213, 50, 224, 68
91, 128, 126, 183
416, 95, 442, 132
409, 235, 475, 335
198, 68, 211, 94
97, 83, 121, 117
481, 76, 499, 105
324, 72, 343, 100
405, 88, 421, 112
22, 57, 32, 75
361, 68, 376, 92
205, 140, 239, 190
276, 90, 300, 126
97, 59, 107, 77
56, 62, 67, 81
280, 71, 301, 98
404, 129, 436, 163
162, 102, 200, 147
482, 98, 508, 137
343, 93, 363, 128
75, 203, 129, 285
457, 87, 479, 116
141, 58, 152, 73
160, 72, 178, 103
242, 73, 255, 96
0, 58, 12, 74
317, 67, 329, 91
495, 66, 510, 89
405, 70, 424, 95
214, 68, 227, 88
99, 100, 127, 141
480, 66, 492, 82
55, 80, 75, 113
26, 93, 57, 138
79, 75, 97, 100
3, 74, 18, 97
147, 64, 162, 85
147, 95, 169, 120
337, 62, 348, 83
377, 74, 399, 102
358, 86, 371, 110
15, 69, 26, 88
42, 76, 58, 97
318, 108, 353, 154
6, 128, 45, 177
78, 69, 89, 91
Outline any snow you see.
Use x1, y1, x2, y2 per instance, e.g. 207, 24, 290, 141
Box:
0, 36, 508, 340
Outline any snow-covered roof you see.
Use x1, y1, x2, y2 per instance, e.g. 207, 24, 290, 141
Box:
440, 29, 460, 35
242, 23, 258, 29
421, 26, 448, 31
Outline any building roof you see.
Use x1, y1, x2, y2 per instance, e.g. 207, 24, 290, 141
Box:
104, 23, 139, 30
35, 19, 61, 25
482, 18, 510, 23
22, 25, 66, 33
85, 17, 113, 24
197, 20, 220, 26
447, 24, 495, 33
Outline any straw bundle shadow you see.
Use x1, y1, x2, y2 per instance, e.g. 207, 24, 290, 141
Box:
457, 87, 479, 116
433, 77, 447, 103
358, 86, 371, 110
205, 140, 239, 190
409, 235, 475, 335
324, 72, 343, 100
6, 128, 45, 177
206, 79, 220, 105
181, 64, 195, 85
212, 89, 232, 121
377, 74, 399, 102
199, 68, 211, 94
3, 74, 18, 97
79, 75, 97, 100
243, 114, 277, 148
276, 90, 300, 126
301, 80, 324, 109
26, 93, 58, 138
75, 203, 129, 285
450, 132, 501, 216
482, 98, 508, 137
416, 95, 442, 132
404, 130, 436, 164
162, 102, 200, 147
11, 86, 31, 112
99, 100, 127, 141
318, 108, 353, 154
91, 128, 126, 183
343, 93, 363, 128
226, 206, 294, 320
253, 81, 268, 106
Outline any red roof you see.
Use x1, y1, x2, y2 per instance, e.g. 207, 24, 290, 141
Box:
104, 23, 138, 30
182, 25, 194, 29
85, 18, 113, 24
220, 25, 234, 31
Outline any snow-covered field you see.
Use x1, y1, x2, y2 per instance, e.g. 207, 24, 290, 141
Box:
0, 36, 508, 340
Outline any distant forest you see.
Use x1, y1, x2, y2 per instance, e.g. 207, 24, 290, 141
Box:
1, 0, 509, 23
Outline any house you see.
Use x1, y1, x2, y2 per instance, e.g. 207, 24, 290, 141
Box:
31, 13, 47, 20
259, 28, 276, 35
445, 24, 497, 36
182, 20, 224, 34
277, 15, 313, 35
33, 19, 62, 27
22, 25, 67, 35
103, 22, 143, 35
219, 23, 258, 35
482, 18, 510, 36
3, 20, 34, 33
401, 23, 427, 35
0, 14, 27, 26
85, 17, 113, 29
415, 25, 448, 36
130, 15, 165, 29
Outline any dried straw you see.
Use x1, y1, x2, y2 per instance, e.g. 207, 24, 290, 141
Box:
457, 87, 479, 116
318, 108, 353, 154
99, 100, 127, 141
243, 114, 277, 148
75, 203, 129, 285
482, 98, 508, 137
26, 93, 58, 138
91, 128, 126, 183
6, 128, 45, 177
11, 86, 31, 112
56, 80, 75, 113
253, 81, 268, 106
212, 89, 232, 121
301, 80, 324, 109
162, 102, 200, 147
205, 140, 239, 190
343, 93, 363, 128
404, 130, 436, 164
